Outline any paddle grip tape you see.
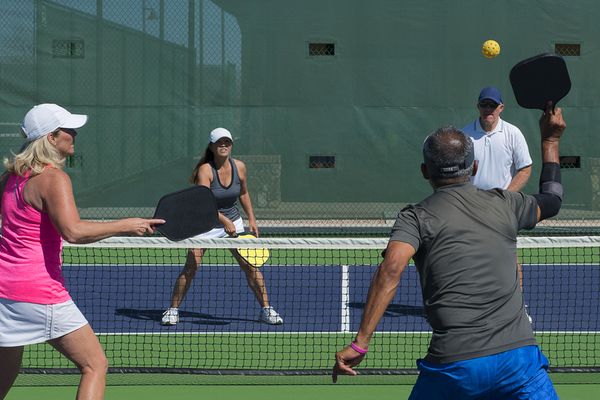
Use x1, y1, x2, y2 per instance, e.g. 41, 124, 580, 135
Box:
533, 163, 562, 220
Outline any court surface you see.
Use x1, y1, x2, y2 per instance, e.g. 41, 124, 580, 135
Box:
6, 382, 600, 400
14, 259, 600, 392
64, 263, 599, 333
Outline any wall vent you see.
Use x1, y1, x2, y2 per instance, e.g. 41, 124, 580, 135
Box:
53, 39, 85, 58
309, 155, 335, 168
559, 156, 580, 168
309, 43, 335, 56
555, 43, 580, 57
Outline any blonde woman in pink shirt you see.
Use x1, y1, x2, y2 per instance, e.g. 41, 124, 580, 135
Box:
0, 104, 164, 400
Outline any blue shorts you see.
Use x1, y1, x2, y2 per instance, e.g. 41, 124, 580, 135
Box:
409, 346, 558, 400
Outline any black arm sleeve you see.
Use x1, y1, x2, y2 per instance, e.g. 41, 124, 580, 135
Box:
533, 162, 562, 221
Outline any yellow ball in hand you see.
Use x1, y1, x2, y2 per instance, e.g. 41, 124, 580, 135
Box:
482, 40, 501, 58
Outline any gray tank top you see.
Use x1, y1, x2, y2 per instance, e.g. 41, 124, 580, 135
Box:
209, 158, 241, 223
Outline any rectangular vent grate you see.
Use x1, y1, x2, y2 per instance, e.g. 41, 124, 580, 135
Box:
309, 155, 335, 168
53, 39, 85, 58
559, 156, 580, 168
555, 43, 580, 57
309, 43, 335, 56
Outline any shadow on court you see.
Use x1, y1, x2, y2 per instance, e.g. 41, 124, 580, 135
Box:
115, 308, 256, 325
349, 302, 426, 318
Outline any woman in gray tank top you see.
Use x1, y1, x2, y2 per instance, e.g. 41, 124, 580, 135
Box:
161, 128, 283, 326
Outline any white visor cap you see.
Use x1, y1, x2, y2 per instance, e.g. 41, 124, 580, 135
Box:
21, 103, 88, 142
209, 127, 233, 143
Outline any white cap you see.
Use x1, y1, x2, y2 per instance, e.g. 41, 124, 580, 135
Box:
21, 103, 88, 142
209, 127, 233, 143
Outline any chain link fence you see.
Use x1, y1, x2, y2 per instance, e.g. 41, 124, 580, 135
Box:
1, 1, 600, 235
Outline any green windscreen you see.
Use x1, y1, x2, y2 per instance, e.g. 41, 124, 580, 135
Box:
0, 0, 598, 232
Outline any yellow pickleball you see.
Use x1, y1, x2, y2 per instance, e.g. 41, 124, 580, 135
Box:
482, 40, 501, 58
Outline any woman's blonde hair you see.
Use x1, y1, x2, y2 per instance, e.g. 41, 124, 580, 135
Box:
3, 132, 65, 177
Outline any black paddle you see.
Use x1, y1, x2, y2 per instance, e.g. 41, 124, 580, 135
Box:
509, 53, 571, 110
153, 186, 219, 241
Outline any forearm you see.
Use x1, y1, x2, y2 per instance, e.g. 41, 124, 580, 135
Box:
534, 162, 562, 222
534, 106, 566, 222
218, 212, 231, 225
354, 262, 403, 348
541, 139, 560, 163
507, 166, 531, 192
61, 219, 129, 244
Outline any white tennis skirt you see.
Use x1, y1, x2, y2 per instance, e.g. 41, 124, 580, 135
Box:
191, 217, 245, 239
0, 297, 88, 347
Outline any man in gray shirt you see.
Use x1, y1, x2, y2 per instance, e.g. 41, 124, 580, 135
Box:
333, 104, 566, 399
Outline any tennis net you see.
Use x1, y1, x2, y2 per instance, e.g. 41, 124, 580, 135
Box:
20, 236, 600, 377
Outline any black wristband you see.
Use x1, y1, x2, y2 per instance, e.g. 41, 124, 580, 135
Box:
539, 162, 561, 186
539, 162, 563, 201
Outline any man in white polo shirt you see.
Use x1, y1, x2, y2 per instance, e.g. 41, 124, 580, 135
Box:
463, 86, 534, 324
462, 86, 532, 191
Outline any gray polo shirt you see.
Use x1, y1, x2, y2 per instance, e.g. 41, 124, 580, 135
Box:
390, 182, 538, 363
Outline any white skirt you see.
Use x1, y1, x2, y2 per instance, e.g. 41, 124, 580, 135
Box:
190, 217, 245, 239
0, 297, 88, 347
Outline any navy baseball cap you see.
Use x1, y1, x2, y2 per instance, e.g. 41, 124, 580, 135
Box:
478, 86, 503, 104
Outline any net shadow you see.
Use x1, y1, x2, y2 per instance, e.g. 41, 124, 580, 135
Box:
115, 308, 256, 325
349, 302, 426, 317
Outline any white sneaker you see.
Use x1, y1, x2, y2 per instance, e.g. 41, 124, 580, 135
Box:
259, 306, 283, 325
161, 308, 179, 325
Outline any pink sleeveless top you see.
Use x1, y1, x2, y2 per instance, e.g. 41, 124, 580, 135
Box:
0, 172, 69, 304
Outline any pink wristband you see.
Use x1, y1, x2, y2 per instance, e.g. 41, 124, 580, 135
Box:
350, 341, 368, 355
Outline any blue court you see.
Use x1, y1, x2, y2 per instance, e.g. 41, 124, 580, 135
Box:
63, 264, 600, 334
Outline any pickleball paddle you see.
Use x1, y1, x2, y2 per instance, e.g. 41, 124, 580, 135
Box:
153, 186, 219, 241
509, 53, 571, 110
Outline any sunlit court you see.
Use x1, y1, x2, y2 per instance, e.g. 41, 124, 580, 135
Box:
2, 1, 600, 399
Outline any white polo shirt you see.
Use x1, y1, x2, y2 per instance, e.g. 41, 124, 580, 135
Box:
462, 118, 532, 190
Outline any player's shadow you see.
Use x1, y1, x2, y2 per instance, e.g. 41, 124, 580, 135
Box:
115, 308, 255, 325
349, 302, 426, 317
